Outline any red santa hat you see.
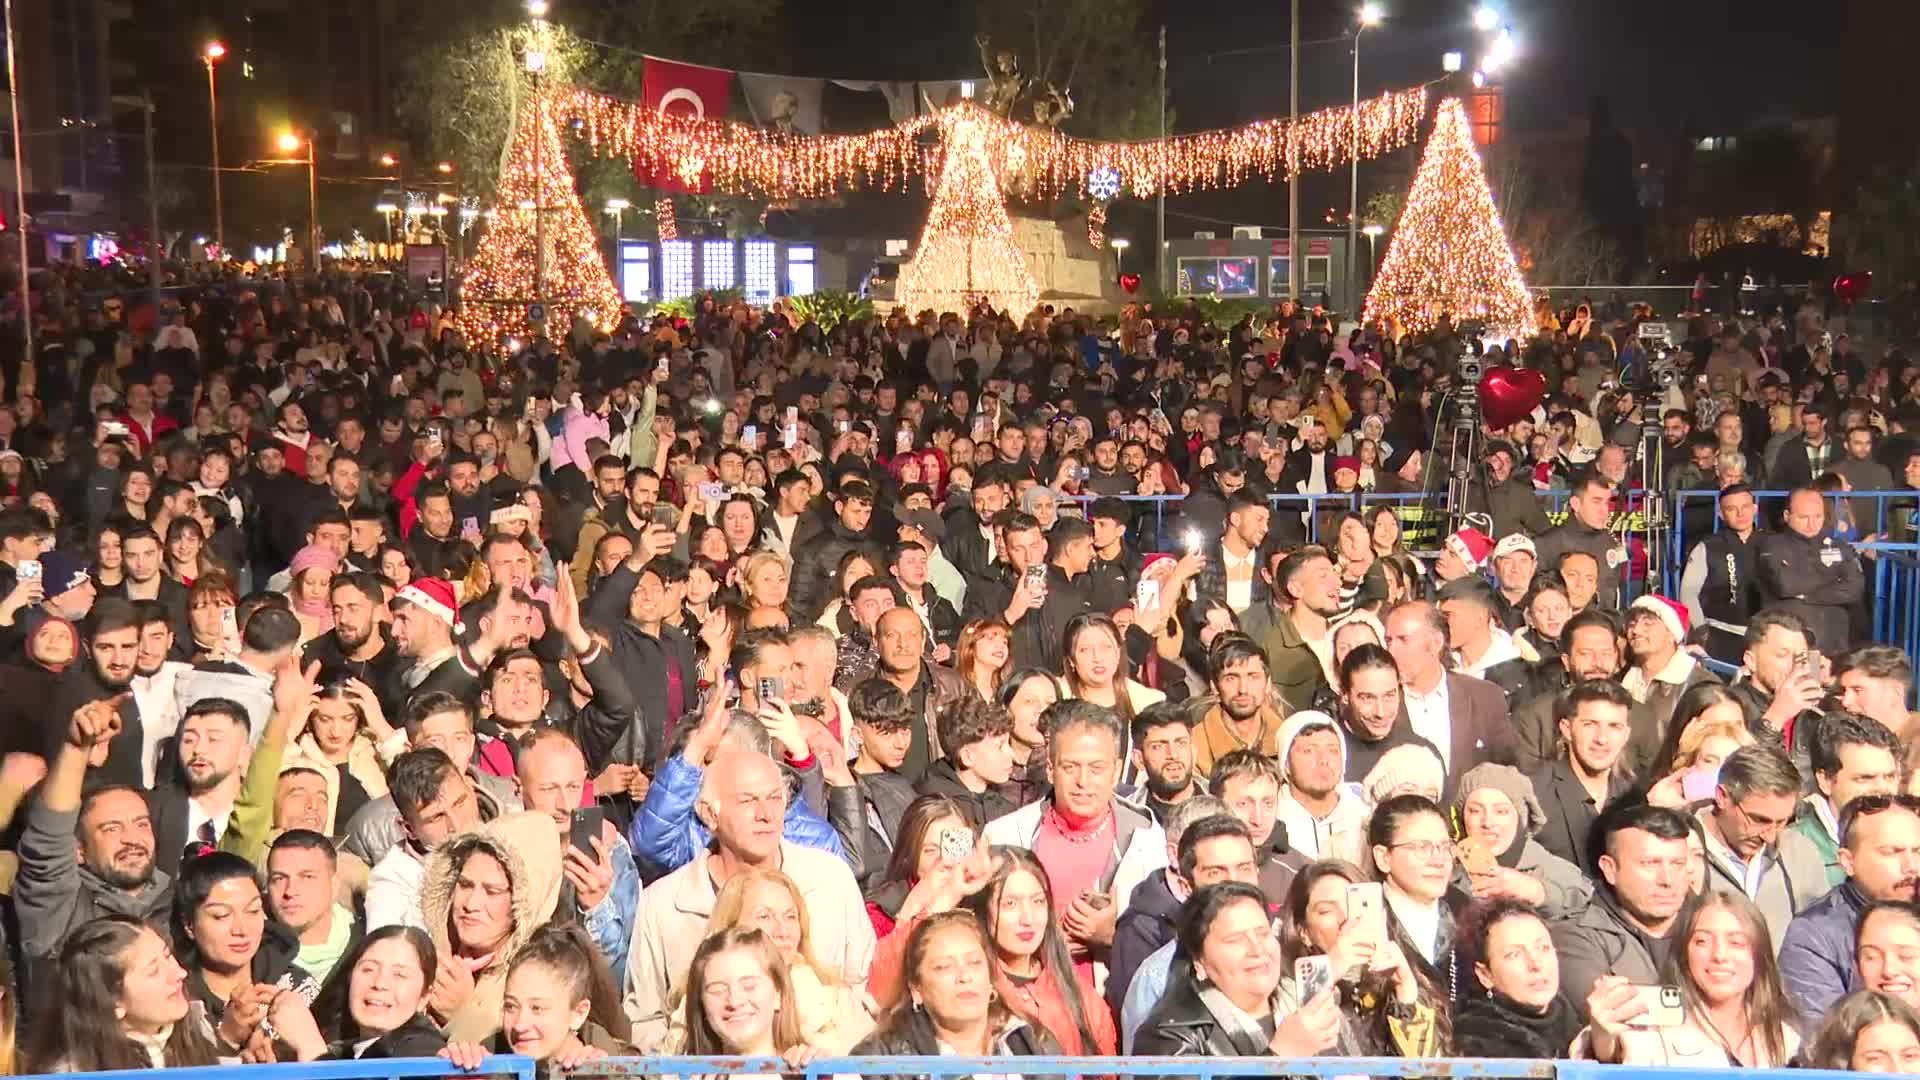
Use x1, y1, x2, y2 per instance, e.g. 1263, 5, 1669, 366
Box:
1444, 527, 1495, 570
1629, 593, 1689, 644
395, 577, 463, 634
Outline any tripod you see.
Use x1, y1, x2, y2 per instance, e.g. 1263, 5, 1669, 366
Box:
1624, 347, 1675, 598
1440, 359, 1490, 537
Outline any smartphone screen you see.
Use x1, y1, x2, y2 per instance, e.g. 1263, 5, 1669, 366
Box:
1346, 882, 1387, 943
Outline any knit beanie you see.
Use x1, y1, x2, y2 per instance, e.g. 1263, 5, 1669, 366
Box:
1363, 744, 1445, 805
1453, 762, 1548, 838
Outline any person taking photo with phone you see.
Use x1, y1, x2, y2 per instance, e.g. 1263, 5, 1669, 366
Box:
1579, 888, 1799, 1066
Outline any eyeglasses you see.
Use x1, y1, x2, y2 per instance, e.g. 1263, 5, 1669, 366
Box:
1389, 840, 1455, 861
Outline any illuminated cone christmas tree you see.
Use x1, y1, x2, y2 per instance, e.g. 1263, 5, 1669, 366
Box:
1364, 97, 1532, 339
898, 104, 1039, 316
458, 93, 623, 345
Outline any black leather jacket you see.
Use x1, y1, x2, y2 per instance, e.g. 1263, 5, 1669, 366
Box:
1131, 977, 1271, 1057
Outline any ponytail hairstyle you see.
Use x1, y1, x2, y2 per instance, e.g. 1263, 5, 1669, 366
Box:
509, 922, 630, 1045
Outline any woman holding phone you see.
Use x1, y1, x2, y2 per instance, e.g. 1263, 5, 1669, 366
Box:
1579, 889, 1797, 1065
1273, 860, 1441, 1056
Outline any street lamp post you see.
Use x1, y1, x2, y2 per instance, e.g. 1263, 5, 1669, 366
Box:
604, 198, 629, 242
375, 202, 398, 244
1109, 236, 1130, 276
1347, 4, 1382, 324
4, 0, 28, 358
278, 130, 317, 269
1361, 223, 1384, 296
203, 42, 226, 254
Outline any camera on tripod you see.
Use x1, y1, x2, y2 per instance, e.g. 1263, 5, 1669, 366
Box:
1648, 358, 1679, 390
1459, 358, 1485, 384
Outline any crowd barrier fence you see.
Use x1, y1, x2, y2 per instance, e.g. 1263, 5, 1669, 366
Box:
16, 1055, 1888, 1080
28, 1055, 536, 1080
1074, 489, 1920, 678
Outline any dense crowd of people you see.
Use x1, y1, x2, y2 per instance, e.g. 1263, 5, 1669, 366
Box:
0, 271, 1916, 1076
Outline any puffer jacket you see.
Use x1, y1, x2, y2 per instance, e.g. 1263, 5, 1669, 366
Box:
627, 745, 853, 881
1777, 879, 1866, 1027
419, 812, 564, 1042
790, 517, 881, 623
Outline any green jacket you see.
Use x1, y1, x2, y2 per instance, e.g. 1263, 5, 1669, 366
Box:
1788, 798, 1844, 891
1257, 608, 1330, 714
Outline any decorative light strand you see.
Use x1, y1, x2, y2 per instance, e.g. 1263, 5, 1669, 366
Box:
1363, 98, 1532, 340
554, 86, 1428, 202
654, 197, 677, 241
457, 95, 624, 346
1087, 203, 1107, 249
897, 108, 1039, 317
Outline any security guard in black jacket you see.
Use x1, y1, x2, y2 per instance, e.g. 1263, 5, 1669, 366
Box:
1680, 485, 1766, 665
1755, 489, 1865, 656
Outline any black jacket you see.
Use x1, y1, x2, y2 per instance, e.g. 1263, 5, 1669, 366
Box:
914, 759, 1016, 828
186, 920, 316, 1023
854, 768, 919, 889
323, 1014, 448, 1060
1755, 528, 1865, 655
1108, 869, 1181, 1016
583, 562, 699, 773
1132, 974, 1273, 1057
790, 516, 881, 623
301, 627, 404, 692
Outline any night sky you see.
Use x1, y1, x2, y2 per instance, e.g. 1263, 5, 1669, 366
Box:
776, 0, 1850, 232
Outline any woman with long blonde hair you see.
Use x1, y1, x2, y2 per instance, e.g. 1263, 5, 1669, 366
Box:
671, 868, 874, 1052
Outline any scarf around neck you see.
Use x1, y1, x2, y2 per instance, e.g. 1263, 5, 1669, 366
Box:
1196, 982, 1276, 1055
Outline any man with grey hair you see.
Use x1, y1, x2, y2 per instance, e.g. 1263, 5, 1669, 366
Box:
622, 747, 874, 1051
1108, 795, 1231, 1012
625, 643, 856, 880
984, 700, 1168, 969
1697, 742, 1831, 942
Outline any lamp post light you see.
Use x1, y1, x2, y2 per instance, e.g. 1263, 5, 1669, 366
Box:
1109, 236, 1131, 275
1347, 3, 1382, 323
604, 197, 629, 242
277, 130, 318, 267
375, 201, 398, 244
1361, 223, 1384, 291
203, 42, 226, 253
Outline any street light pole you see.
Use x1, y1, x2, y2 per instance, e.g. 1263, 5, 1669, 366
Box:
1156, 25, 1166, 294
143, 91, 160, 308
305, 136, 318, 269
1287, 0, 1299, 300
203, 43, 225, 254
1348, 5, 1381, 322
4, 0, 30, 359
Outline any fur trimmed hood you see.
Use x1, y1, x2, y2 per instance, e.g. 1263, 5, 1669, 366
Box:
420, 811, 565, 1041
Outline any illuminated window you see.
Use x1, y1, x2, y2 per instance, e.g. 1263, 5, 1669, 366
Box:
703, 240, 736, 291
786, 244, 815, 297
619, 242, 651, 303
1177, 256, 1256, 297
1269, 256, 1292, 296
744, 240, 777, 304
660, 240, 693, 301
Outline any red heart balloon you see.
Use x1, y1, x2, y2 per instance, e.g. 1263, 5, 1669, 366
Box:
1478, 366, 1547, 430
1119, 273, 1141, 295
1835, 271, 1872, 305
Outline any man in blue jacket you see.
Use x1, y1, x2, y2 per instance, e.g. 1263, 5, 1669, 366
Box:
626, 631, 851, 881
1778, 790, 1920, 1024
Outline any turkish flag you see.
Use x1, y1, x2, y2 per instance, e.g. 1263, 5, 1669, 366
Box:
640, 57, 734, 194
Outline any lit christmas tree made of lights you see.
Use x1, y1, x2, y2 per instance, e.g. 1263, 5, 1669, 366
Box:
458, 93, 623, 346
1363, 97, 1532, 339
897, 105, 1040, 317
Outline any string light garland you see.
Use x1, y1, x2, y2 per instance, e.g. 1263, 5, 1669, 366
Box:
898, 108, 1039, 317
1363, 97, 1532, 339
1086, 204, 1107, 249
554, 87, 1428, 201
457, 94, 623, 346
654, 197, 678, 241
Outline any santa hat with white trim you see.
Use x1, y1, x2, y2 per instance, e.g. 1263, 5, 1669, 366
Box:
1629, 593, 1689, 645
394, 577, 463, 634
1444, 527, 1495, 570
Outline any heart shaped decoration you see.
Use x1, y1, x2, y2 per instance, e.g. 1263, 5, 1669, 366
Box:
1119, 273, 1141, 295
1478, 365, 1547, 430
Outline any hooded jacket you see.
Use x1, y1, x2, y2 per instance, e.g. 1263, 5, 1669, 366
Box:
420, 811, 564, 1042
1272, 710, 1369, 862
1108, 869, 1182, 1016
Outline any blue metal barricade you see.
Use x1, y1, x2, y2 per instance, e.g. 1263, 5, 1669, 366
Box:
574, 1057, 1557, 1080
27, 1056, 536, 1080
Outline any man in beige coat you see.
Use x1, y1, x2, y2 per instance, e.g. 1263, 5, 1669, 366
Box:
622, 750, 875, 1051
